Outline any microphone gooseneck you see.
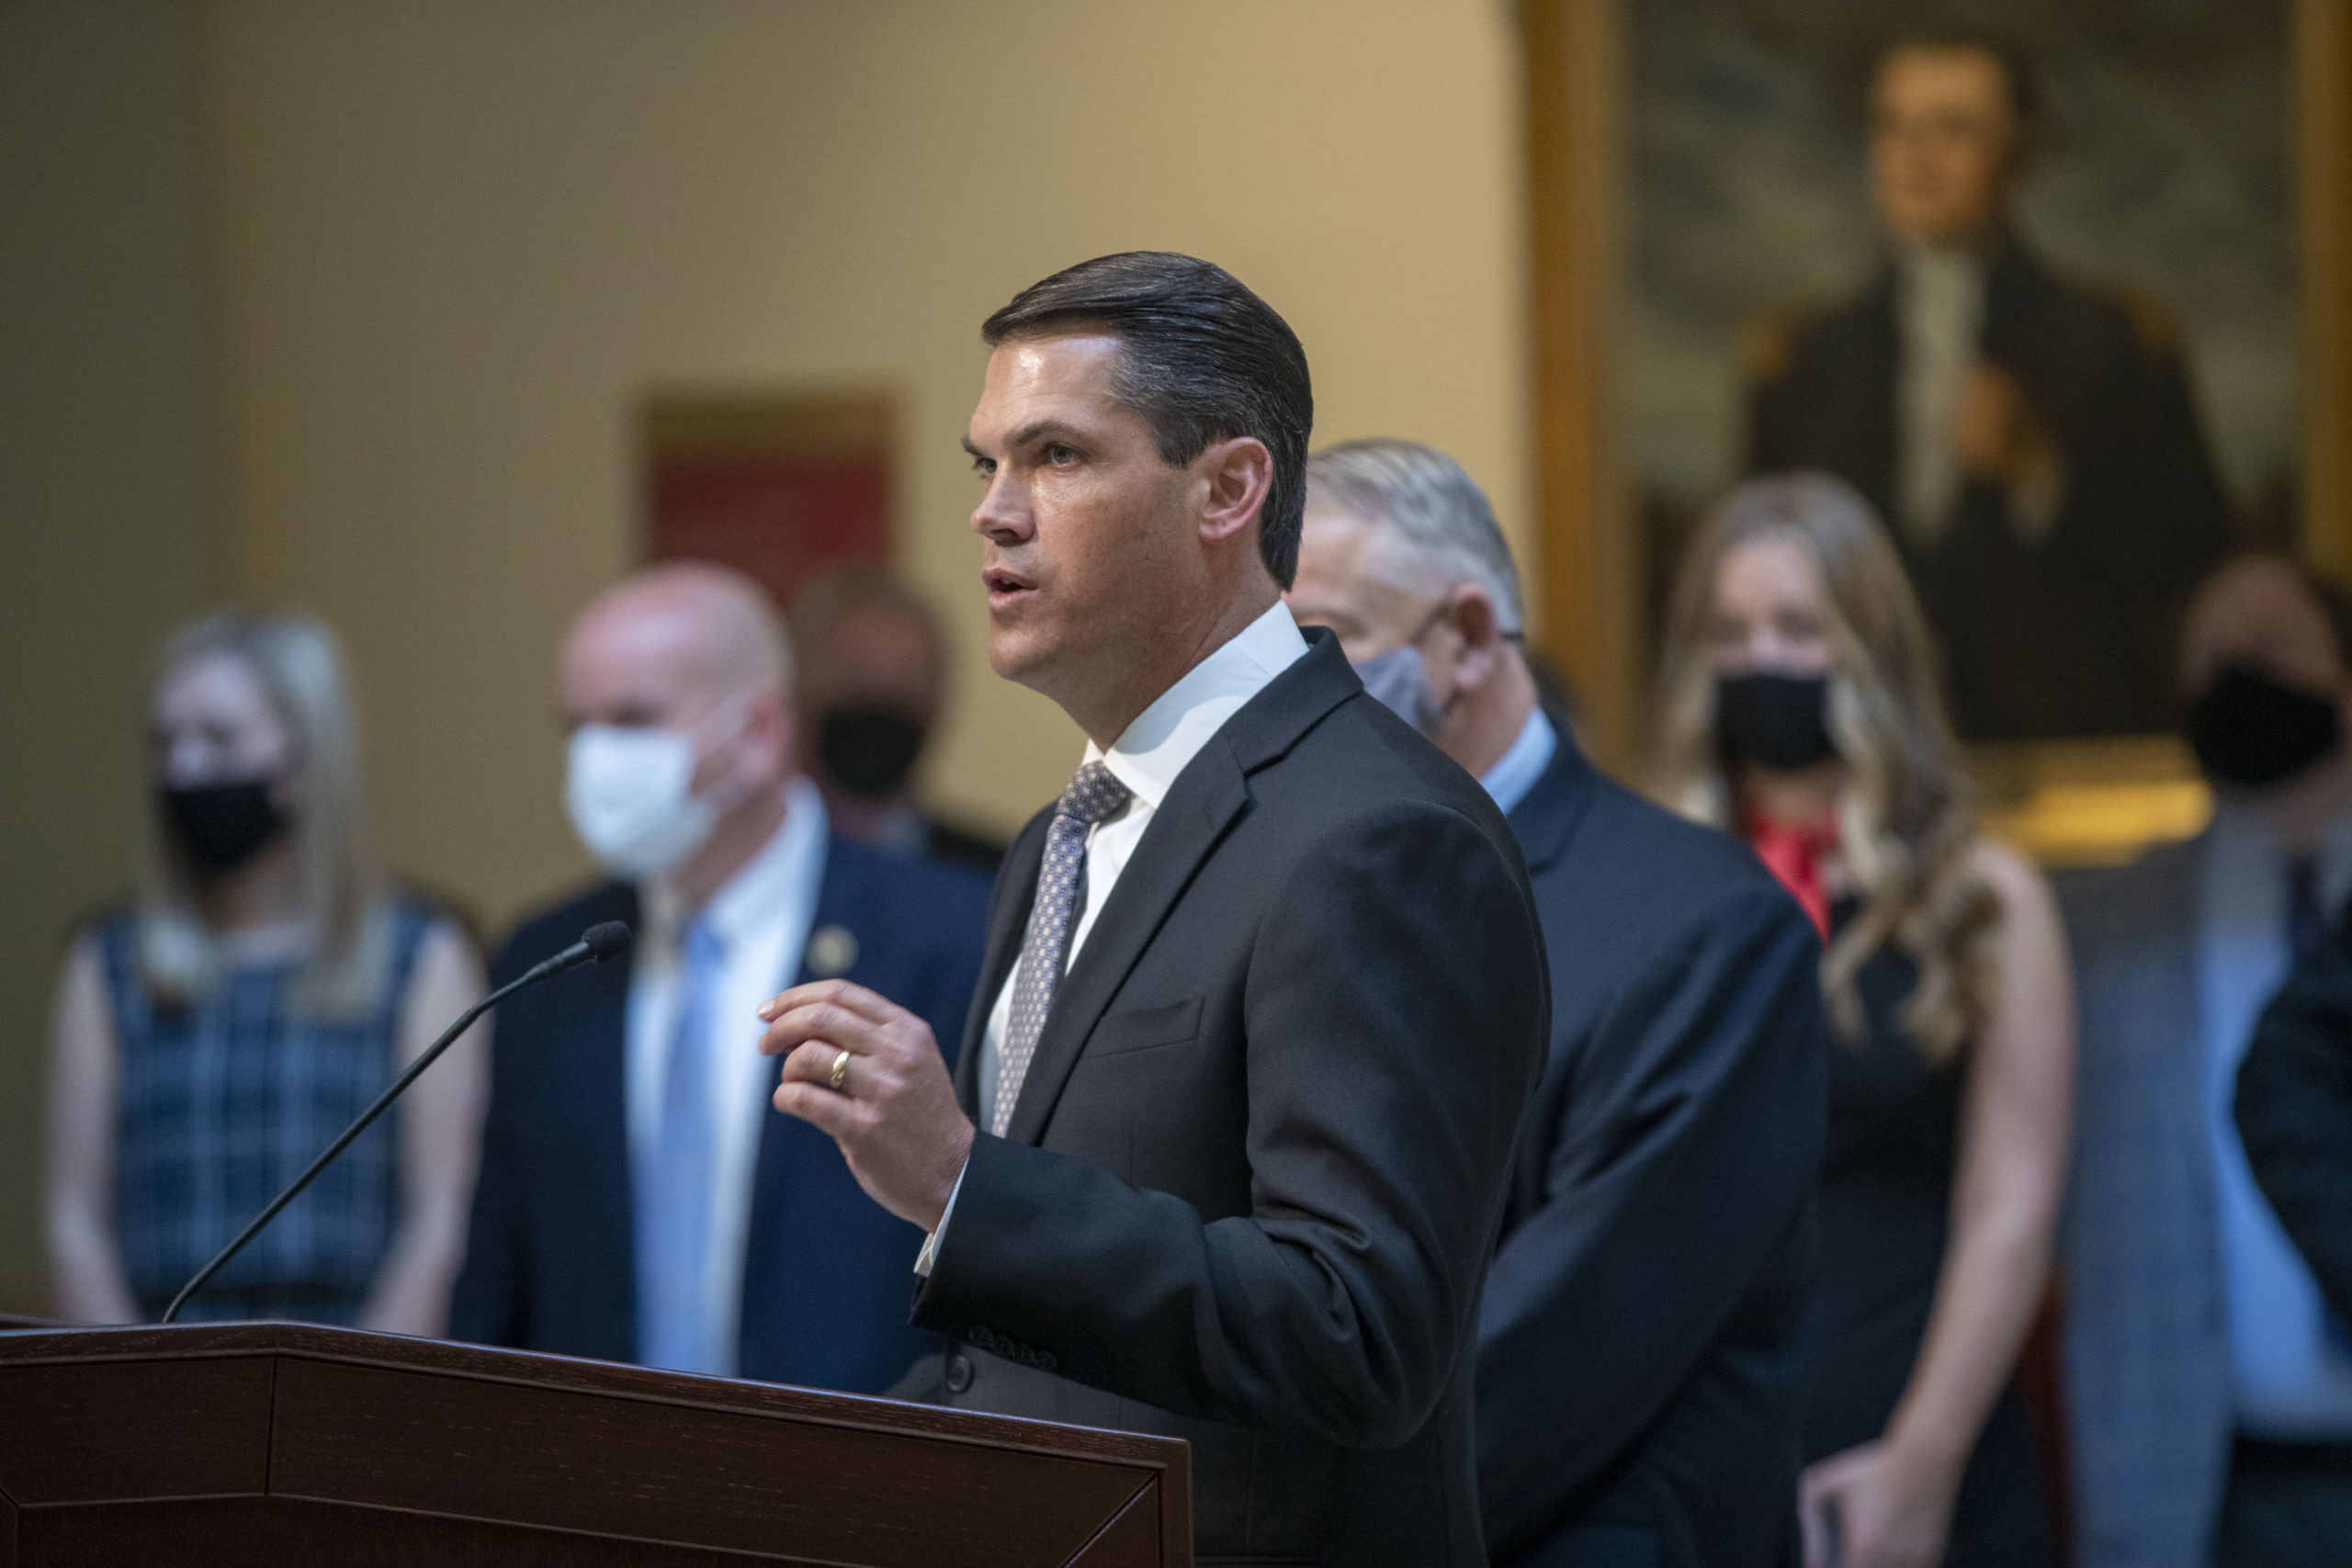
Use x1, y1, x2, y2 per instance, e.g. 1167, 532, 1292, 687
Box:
159, 921, 633, 1325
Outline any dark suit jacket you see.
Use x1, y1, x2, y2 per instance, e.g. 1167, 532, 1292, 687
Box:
1747, 234, 2233, 740
1476, 730, 1825, 1568
2235, 913, 2352, 1324
901, 631, 1549, 1567
449, 835, 989, 1393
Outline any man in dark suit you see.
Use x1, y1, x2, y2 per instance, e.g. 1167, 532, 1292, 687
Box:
2240, 914, 2352, 1329
1289, 437, 1826, 1568
1746, 30, 2233, 739
451, 562, 989, 1394
753, 253, 1549, 1565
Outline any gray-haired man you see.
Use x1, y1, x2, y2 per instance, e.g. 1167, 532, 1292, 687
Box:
1287, 439, 1827, 1568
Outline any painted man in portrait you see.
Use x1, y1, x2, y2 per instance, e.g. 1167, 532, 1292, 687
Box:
1746, 30, 2234, 740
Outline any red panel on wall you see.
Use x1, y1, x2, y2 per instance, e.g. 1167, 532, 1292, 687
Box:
648, 454, 888, 612
640, 392, 893, 610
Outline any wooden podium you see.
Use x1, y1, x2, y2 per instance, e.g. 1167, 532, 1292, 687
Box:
0, 1320, 1190, 1566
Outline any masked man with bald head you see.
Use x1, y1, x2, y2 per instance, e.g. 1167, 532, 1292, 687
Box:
450, 561, 989, 1393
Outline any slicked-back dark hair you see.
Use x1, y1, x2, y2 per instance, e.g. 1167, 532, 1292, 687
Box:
981, 252, 1314, 588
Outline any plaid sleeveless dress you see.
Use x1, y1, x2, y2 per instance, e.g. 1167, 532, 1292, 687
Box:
96, 898, 434, 1323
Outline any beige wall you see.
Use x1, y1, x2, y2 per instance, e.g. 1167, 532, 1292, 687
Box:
204, 0, 1532, 933
0, 3, 224, 1313
0, 0, 1532, 1303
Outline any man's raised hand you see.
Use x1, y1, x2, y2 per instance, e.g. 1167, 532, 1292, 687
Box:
758, 979, 973, 1232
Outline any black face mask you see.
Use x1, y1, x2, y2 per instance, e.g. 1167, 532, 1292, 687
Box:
162, 779, 287, 870
818, 706, 928, 799
1714, 671, 1838, 771
2187, 664, 2344, 789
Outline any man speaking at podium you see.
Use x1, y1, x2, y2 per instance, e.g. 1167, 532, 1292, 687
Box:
757, 253, 1549, 1564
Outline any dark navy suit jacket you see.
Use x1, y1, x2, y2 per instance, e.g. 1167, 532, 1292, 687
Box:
450, 834, 990, 1393
1477, 727, 1826, 1568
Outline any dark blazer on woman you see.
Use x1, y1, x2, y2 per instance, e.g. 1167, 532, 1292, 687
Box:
1477, 729, 1826, 1568
450, 836, 989, 1393
900, 632, 1550, 1567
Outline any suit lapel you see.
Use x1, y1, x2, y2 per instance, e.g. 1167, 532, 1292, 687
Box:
1504, 715, 1600, 876
578, 886, 640, 1337
1003, 746, 1250, 1146
1001, 631, 1361, 1146
746, 841, 836, 1292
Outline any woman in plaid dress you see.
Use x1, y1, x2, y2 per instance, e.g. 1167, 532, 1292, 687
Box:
43, 609, 487, 1331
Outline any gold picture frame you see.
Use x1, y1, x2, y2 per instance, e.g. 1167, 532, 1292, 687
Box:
1522, 0, 2352, 864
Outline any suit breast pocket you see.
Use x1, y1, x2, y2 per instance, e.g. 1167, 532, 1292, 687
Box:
1082, 996, 1204, 1060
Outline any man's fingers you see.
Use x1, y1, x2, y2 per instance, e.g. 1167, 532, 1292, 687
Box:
756, 978, 900, 1026
773, 1077, 863, 1137
778, 1039, 864, 1091
758, 998, 893, 1058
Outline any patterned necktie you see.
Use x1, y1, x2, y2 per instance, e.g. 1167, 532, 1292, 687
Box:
637, 911, 726, 1373
992, 761, 1133, 1137
2289, 855, 2330, 964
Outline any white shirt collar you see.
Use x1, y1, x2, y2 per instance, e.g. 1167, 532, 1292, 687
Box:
1083, 600, 1310, 810
646, 774, 829, 950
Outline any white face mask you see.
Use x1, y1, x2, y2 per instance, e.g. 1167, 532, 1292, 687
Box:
564, 701, 752, 881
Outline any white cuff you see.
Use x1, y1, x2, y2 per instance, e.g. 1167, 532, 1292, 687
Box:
913, 1154, 971, 1278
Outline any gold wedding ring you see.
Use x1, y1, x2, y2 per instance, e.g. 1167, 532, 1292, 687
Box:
830, 1048, 852, 1093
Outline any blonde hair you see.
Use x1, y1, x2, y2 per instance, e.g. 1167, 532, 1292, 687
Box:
138, 609, 388, 1018
1653, 473, 1998, 1061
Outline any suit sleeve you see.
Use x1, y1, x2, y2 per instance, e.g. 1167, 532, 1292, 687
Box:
447, 952, 529, 1347
1475, 886, 1826, 1556
911, 802, 1547, 1446
2234, 938, 2352, 1322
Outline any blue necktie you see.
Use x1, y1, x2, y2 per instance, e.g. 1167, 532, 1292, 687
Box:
637, 913, 726, 1373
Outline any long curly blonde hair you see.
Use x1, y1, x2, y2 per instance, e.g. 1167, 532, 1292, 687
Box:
1653, 473, 1999, 1062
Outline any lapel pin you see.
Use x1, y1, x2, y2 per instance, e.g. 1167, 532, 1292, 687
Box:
805, 923, 860, 979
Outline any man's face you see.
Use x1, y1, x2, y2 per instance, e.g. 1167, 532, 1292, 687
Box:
1869, 46, 2021, 249
804, 606, 939, 723
2181, 559, 2347, 702
1287, 504, 1436, 662
560, 595, 792, 795
965, 333, 1200, 694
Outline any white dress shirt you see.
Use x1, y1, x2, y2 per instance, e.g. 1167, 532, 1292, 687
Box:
917, 600, 1311, 1273
628, 775, 828, 1373
1896, 244, 1984, 549
2199, 805, 2352, 1435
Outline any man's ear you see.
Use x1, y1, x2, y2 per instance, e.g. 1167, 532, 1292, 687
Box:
742, 689, 796, 784
1195, 436, 1274, 547
1446, 585, 1506, 691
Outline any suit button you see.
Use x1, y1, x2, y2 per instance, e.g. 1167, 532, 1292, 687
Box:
944, 1351, 974, 1394
967, 1325, 996, 1351
1036, 1351, 1057, 1373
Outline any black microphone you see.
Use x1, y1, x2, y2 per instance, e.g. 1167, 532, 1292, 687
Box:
160, 920, 632, 1325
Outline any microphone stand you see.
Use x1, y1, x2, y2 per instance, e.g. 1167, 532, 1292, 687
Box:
161, 925, 627, 1325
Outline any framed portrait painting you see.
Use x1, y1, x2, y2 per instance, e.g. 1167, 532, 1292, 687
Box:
1524, 0, 2352, 863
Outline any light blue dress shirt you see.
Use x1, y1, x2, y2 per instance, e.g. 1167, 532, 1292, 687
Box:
1479, 707, 1559, 818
